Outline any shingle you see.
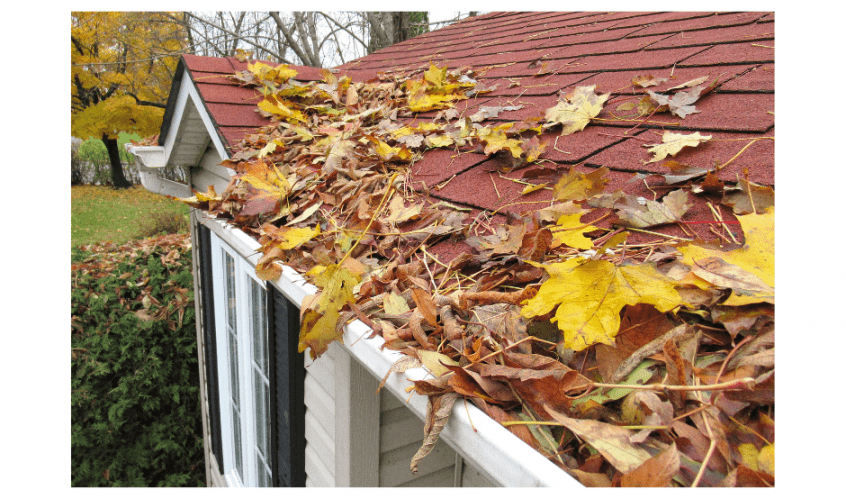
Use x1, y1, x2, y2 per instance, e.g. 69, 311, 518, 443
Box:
646, 22, 775, 50
679, 41, 775, 66
586, 129, 775, 186
552, 46, 711, 75
719, 64, 774, 92
575, 64, 754, 95
628, 12, 769, 38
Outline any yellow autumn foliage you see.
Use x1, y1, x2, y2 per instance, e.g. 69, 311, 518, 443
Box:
679, 208, 774, 305
299, 263, 363, 359
522, 258, 686, 351
71, 12, 185, 139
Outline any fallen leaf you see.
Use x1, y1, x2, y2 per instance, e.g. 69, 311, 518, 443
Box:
721, 178, 775, 215
679, 208, 774, 291
418, 350, 458, 377
550, 213, 597, 250
644, 131, 712, 164
383, 291, 410, 315
384, 196, 424, 225
522, 258, 686, 351
660, 161, 710, 184
299, 263, 362, 359
690, 256, 774, 305
476, 124, 523, 158
614, 189, 692, 228
553, 166, 609, 201
620, 442, 680, 487
666, 76, 708, 91
544, 85, 609, 135
410, 392, 460, 473
631, 75, 669, 88
469, 104, 524, 122
647, 84, 710, 118
545, 405, 652, 474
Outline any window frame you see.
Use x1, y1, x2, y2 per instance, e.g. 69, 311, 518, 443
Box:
210, 232, 272, 487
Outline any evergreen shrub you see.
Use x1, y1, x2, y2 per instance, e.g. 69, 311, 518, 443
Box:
71, 234, 204, 486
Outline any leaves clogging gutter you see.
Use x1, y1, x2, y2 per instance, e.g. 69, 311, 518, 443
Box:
179, 60, 774, 487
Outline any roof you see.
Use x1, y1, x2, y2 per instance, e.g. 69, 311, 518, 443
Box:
162, 55, 326, 153
166, 12, 775, 487
170, 11, 773, 261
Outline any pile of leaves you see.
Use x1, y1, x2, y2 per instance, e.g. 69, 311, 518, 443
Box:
72, 233, 203, 486
181, 61, 774, 487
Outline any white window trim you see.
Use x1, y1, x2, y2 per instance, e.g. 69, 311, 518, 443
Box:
210, 231, 269, 487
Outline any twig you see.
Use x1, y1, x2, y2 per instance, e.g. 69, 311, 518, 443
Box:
338, 173, 398, 267
714, 137, 774, 174
591, 377, 755, 392
691, 382, 716, 488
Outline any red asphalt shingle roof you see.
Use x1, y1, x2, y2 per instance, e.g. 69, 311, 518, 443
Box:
175, 11, 774, 261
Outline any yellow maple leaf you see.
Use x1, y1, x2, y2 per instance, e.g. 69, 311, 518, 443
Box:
550, 213, 597, 250
248, 61, 298, 84
544, 85, 609, 136
257, 96, 306, 123
476, 124, 523, 158
238, 160, 292, 217
679, 208, 774, 305
553, 166, 609, 201
369, 137, 413, 162
644, 131, 711, 163
299, 263, 362, 359
521, 259, 685, 351
267, 225, 321, 250
424, 63, 448, 87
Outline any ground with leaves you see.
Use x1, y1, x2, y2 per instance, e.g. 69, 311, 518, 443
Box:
72, 186, 189, 247
179, 55, 774, 487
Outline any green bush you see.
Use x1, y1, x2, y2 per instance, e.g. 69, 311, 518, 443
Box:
71, 235, 204, 486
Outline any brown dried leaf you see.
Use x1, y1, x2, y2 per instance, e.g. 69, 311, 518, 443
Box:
410, 392, 460, 473
615, 189, 691, 228
721, 178, 775, 215
620, 443, 680, 487
545, 406, 652, 474
632, 74, 669, 88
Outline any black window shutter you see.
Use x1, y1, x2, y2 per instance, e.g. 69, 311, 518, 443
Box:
267, 285, 306, 487
196, 223, 224, 475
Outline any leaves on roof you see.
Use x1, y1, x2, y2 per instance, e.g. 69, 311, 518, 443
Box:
178, 59, 775, 487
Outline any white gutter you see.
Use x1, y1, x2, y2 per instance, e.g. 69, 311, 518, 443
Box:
124, 144, 192, 198
197, 213, 580, 488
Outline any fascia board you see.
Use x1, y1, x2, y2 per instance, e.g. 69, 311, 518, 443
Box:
197, 212, 580, 488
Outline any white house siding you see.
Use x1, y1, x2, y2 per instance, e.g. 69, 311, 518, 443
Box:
303, 343, 339, 487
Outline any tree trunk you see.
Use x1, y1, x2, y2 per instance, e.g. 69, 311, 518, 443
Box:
102, 135, 132, 189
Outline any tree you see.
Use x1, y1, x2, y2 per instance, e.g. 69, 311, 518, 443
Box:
175, 11, 462, 69
71, 12, 187, 188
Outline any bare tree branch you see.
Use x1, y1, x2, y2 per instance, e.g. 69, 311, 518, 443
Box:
317, 11, 367, 51
269, 11, 321, 67
185, 12, 289, 62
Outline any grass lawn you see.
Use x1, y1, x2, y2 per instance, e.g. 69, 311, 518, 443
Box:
72, 185, 189, 247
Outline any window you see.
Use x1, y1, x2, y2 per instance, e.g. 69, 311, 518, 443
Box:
210, 233, 272, 487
